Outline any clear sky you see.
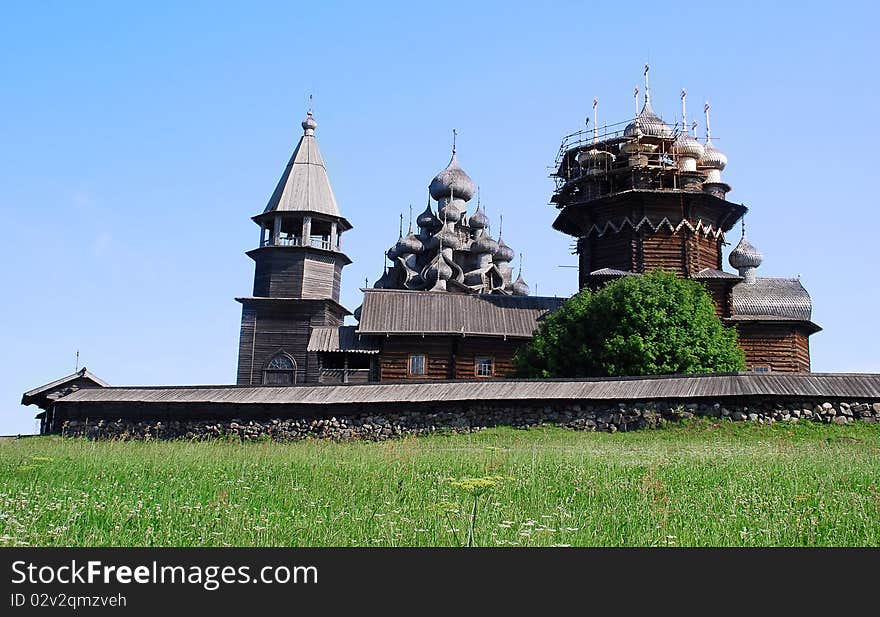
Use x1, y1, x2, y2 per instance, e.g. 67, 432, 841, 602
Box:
2, 1, 878, 434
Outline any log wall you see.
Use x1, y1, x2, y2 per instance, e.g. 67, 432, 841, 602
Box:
379, 337, 455, 381
453, 339, 526, 379
582, 229, 721, 281
641, 230, 684, 272
378, 336, 528, 381
687, 234, 722, 273
699, 280, 735, 318
735, 322, 812, 373
587, 230, 635, 272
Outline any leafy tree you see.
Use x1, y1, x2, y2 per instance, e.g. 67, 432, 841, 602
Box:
515, 270, 746, 377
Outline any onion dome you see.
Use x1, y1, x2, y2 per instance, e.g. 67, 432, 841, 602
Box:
468, 205, 489, 229
471, 232, 498, 255
512, 272, 530, 296
673, 130, 704, 160
577, 148, 612, 168
421, 233, 440, 252
729, 235, 763, 270
439, 200, 466, 224
435, 227, 462, 250
494, 238, 515, 263
301, 111, 317, 133
624, 100, 674, 140
429, 152, 476, 202
396, 231, 424, 255
416, 203, 442, 231
425, 258, 452, 282
386, 244, 400, 260
674, 90, 704, 163
620, 137, 652, 155
372, 268, 396, 290
699, 140, 728, 170
437, 260, 452, 280
699, 102, 727, 171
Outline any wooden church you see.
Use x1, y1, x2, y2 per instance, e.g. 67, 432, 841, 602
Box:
23, 70, 823, 429
550, 66, 820, 372
234, 69, 819, 386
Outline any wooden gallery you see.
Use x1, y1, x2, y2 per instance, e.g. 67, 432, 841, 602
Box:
22, 69, 823, 433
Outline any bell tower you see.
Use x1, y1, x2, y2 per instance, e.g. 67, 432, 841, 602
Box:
235, 109, 352, 385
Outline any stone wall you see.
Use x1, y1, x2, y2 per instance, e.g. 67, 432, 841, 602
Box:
59, 399, 880, 441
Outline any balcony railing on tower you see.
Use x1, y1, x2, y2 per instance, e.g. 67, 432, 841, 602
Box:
261, 235, 333, 250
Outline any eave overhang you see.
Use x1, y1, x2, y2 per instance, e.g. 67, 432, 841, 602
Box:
235, 296, 352, 317
724, 316, 823, 335
551, 189, 748, 238
251, 210, 352, 231
354, 329, 533, 340
245, 244, 353, 266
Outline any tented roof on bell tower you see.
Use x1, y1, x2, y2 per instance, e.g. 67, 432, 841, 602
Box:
262, 111, 343, 220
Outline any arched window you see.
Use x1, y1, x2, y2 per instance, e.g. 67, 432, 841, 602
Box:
263, 353, 296, 385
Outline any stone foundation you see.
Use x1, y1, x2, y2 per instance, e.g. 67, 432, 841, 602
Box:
60, 399, 880, 441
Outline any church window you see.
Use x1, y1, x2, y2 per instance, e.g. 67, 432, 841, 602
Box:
264, 354, 296, 385
475, 357, 494, 377
408, 354, 426, 376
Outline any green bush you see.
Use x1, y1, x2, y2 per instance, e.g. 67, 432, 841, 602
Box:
515, 270, 746, 377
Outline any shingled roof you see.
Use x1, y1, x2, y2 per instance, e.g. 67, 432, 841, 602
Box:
693, 268, 742, 280
731, 277, 813, 321
262, 112, 342, 220
307, 326, 379, 354
21, 368, 109, 409
589, 268, 635, 277
356, 289, 565, 338
56, 373, 880, 406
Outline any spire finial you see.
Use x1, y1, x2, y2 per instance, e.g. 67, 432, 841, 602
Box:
452, 128, 457, 155
644, 64, 651, 103
680, 88, 688, 134
498, 214, 504, 239
408, 204, 413, 233
477, 185, 481, 209
704, 101, 712, 141
592, 97, 598, 143
301, 96, 317, 133
399, 213, 403, 239
692, 120, 698, 136
741, 215, 746, 237
633, 86, 640, 120
518, 252, 523, 275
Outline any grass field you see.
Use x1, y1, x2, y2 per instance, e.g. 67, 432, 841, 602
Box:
1, 419, 879, 547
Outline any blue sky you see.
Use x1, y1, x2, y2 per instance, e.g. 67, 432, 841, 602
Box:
2, 1, 878, 434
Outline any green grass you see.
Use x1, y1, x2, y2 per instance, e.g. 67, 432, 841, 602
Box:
1, 419, 879, 546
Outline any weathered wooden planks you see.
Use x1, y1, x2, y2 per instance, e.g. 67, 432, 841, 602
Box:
734, 322, 812, 373
60, 372, 880, 407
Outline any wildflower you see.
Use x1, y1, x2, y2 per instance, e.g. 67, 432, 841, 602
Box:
442, 475, 513, 548
444, 475, 508, 497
